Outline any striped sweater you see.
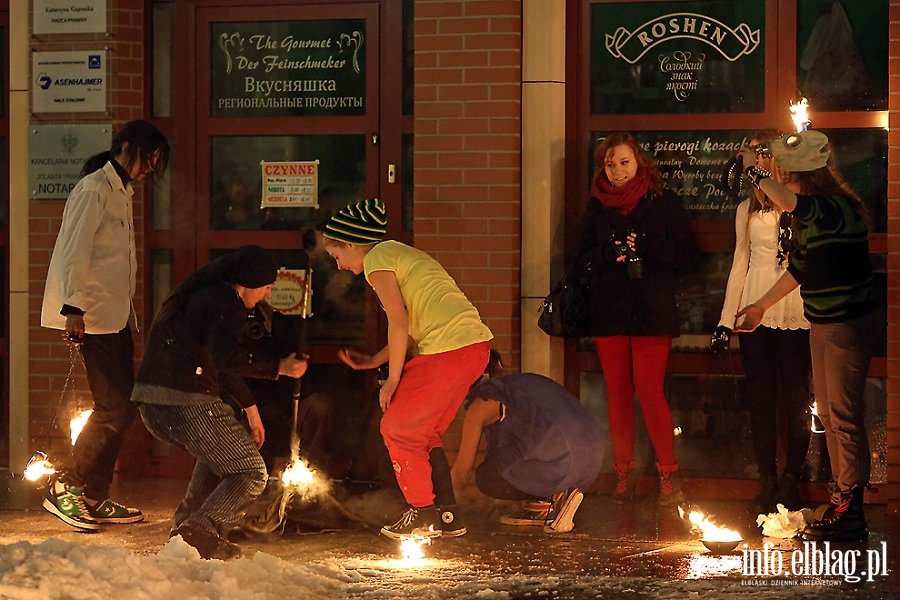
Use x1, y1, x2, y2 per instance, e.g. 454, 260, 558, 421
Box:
786, 193, 874, 323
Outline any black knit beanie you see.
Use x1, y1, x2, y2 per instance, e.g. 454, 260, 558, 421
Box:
225, 245, 278, 288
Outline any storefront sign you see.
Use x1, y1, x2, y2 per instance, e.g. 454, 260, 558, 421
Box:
28, 123, 111, 199
260, 160, 319, 208
591, 1, 765, 114
32, 50, 107, 113
211, 20, 366, 117
33, 0, 107, 35
597, 130, 751, 219
271, 269, 311, 316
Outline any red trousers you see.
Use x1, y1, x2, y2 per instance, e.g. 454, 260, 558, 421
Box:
380, 341, 490, 507
594, 335, 676, 468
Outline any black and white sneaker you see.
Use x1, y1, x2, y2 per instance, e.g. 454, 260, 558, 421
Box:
544, 488, 583, 533
438, 505, 467, 537
380, 506, 442, 539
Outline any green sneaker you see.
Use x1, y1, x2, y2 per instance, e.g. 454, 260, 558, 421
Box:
86, 498, 144, 524
42, 482, 100, 531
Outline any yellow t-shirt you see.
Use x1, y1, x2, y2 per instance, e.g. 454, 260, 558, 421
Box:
364, 240, 493, 355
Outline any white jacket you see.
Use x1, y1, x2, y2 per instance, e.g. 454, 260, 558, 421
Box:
41, 161, 137, 334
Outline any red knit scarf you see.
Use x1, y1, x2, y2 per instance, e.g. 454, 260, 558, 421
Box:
591, 168, 650, 216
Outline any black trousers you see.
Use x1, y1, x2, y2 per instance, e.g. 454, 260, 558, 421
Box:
739, 325, 811, 478
67, 326, 136, 499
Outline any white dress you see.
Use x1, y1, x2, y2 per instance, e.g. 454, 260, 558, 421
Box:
717, 199, 809, 331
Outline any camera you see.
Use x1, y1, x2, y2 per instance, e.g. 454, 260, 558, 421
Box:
245, 310, 267, 340
614, 229, 644, 280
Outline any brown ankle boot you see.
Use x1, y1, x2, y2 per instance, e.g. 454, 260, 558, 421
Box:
657, 462, 685, 506
611, 461, 635, 504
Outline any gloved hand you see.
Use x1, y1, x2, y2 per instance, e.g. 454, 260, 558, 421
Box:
709, 326, 732, 353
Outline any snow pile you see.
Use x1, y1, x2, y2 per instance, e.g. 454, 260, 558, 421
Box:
0, 537, 349, 600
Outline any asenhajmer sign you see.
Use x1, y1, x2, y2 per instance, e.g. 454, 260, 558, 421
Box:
742, 541, 889, 586
32, 50, 107, 113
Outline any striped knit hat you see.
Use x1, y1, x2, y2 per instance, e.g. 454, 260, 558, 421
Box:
324, 198, 387, 244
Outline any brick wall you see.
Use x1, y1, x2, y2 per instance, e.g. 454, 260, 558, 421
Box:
413, 0, 521, 477
27, 0, 150, 477
414, 0, 522, 372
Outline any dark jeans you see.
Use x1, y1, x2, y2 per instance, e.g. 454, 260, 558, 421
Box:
809, 310, 879, 499
139, 400, 267, 537
66, 326, 136, 500
475, 457, 537, 501
739, 326, 811, 478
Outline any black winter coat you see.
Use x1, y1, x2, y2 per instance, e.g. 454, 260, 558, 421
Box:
575, 189, 696, 337
135, 282, 282, 407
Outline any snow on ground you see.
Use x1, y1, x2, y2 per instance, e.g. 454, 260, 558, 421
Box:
0, 537, 866, 599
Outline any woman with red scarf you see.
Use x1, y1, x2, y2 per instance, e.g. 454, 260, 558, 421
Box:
575, 132, 696, 506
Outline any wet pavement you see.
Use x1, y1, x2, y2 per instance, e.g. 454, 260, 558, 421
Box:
1, 474, 897, 598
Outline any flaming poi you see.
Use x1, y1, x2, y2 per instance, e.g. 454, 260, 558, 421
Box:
678, 506, 743, 542
790, 97, 810, 132
70, 409, 93, 446
23, 451, 56, 481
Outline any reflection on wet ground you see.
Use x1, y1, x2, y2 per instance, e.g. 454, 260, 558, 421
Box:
1, 476, 896, 598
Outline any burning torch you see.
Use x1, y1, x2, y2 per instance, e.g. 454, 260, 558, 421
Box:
23, 343, 93, 484
721, 96, 813, 196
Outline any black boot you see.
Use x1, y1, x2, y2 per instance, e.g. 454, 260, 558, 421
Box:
801, 487, 867, 542
430, 448, 466, 537
749, 472, 777, 515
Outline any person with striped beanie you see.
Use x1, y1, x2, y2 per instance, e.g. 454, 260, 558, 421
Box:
323, 198, 493, 539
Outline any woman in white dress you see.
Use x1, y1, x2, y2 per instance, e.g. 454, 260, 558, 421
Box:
711, 130, 811, 514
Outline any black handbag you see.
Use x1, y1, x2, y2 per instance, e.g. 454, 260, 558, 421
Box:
537, 259, 590, 338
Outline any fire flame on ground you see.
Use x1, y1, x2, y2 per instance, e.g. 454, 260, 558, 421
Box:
678, 506, 743, 542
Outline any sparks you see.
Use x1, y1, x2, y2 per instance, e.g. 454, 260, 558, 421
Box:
395, 535, 432, 568
281, 456, 316, 488
70, 409, 93, 445
23, 451, 56, 481
678, 506, 743, 542
790, 97, 810, 132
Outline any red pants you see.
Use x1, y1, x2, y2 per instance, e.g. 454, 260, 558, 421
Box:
594, 335, 676, 468
380, 341, 490, 507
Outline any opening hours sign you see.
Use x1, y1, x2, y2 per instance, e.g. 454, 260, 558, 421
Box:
260, 160, 319, 208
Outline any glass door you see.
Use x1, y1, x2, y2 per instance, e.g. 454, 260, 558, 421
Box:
146, 1, 401, 478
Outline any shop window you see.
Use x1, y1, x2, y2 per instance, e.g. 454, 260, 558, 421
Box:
209, 134, 366, 232
152, 2, 174, 119
150, 249, 174, 318
820, 128, 887, 233
209, 19, 366, 118
796, 0, 888, 112
581, 370, 886, 484
590, 0, 767, 115
151, 141, 173, 231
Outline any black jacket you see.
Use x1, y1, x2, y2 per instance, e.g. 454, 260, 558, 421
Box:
575, 189, 696, 337
135, 282, 282, 407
